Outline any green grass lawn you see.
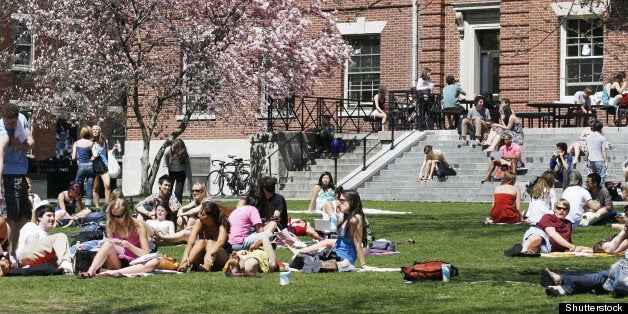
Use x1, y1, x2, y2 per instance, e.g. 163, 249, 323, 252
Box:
3, 200, 623, 313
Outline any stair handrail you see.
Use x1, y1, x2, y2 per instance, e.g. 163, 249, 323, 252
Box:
262, 131, 308, 178
360, 131, 381, 171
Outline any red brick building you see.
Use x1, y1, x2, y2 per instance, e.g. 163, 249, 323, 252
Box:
1, 0, 626, 196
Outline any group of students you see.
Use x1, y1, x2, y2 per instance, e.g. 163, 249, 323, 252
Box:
1, 167, 372, 277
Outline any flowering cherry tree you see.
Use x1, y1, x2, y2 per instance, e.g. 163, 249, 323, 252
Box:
7, 0, 351, 193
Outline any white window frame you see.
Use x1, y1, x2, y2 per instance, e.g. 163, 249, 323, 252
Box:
11, 13, 34, 72
177, 52, 215, 121
552, 1, 606, 101
558, 18, 603, 101
337, 17, 386, 107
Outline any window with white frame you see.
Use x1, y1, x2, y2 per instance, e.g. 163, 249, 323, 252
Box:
178, 51, 215, 121
344, 35, 380, 105
563, 18, 603, 96
12, 15, 34, 71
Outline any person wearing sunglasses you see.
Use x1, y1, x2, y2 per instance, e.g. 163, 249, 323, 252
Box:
81, 190, 152, 277
286, 188, 371, 270
176, 182, 208, 230
505, 199, 582, 256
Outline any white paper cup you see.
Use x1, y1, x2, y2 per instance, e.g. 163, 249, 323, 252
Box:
280, 271, 291, 285
441, 264, 451, 282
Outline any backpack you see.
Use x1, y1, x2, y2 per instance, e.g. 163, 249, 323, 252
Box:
435, 161, 456, 176
330, 138, 346, 155
401, 260, 459, 281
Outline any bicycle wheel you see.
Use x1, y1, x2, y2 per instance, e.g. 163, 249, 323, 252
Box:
222, 172, 238, 196
237, 170, 251, 196
207, 170, 224, 196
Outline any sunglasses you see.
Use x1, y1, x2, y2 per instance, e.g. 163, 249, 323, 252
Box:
192, 189, 204, 193
111, 213, 125, 218
555, 206, 568, 211
337, 198, 348, 204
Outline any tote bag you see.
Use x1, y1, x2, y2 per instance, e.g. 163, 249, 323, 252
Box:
107, 151, 121, 178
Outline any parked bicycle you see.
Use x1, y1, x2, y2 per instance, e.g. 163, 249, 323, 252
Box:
207, 155, 250, 197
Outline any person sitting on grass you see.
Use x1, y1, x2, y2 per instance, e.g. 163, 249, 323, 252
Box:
55, 182, 83, 222
80, 190, 153, 278
286, 188, 370, 270
176, 182, 209, 230
223, 235, 280, 275
582, 172, 613, 226
485, 172, 522, 224
144, 203, 175, 242
134, 174, 181, 223
177, 201, 232, 272
417, 145, 445, 182
591, 205, 628, 254
525, 171, 557, 225
307, 172, 336, 213
229, 189, 277, 251
15, 204, 73, 273
505, 199, 582, 256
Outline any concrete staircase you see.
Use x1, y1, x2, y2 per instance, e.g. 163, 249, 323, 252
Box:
276, 133, 382, 199
356, 127, 628, 201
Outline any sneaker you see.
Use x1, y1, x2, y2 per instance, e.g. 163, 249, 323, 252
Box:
545, 286, 567, 296
504, 243, 523, 257
473, 139, 482, 146
59, 260, 74, 274
458, 140, 469, 147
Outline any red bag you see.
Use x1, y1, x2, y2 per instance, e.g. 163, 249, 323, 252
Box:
401, 260, 459, 281
287, 218, 309, 236
621, 94, 628, 108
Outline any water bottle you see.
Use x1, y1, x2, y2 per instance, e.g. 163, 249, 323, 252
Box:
330, 214, 338, 232
116, 140, 122, 153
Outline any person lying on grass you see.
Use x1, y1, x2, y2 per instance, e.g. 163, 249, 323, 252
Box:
505, 198, 583, 256
541, 260, 628, 297
286, 188, 370, 270
177, 201, 232, 272
222, 235, 279, 274
593, 206, 628, 254
80, 190, 154, 278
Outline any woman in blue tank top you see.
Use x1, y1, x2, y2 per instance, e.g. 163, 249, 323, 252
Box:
72, 126, 98, 207
287, 187, 369, 269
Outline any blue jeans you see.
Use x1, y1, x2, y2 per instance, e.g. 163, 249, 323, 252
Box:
560, 270, 609, 295
588, 160, 606, 185
76, 163, 94, 206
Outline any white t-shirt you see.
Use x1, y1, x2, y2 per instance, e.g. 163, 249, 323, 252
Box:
561, 186, 592, 224
16, 222, 48, 259
146, 219, 173, 235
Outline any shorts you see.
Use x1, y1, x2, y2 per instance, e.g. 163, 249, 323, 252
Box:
522, 227, 551, 253
1, 175, 31, 221
231, 231, 273, 251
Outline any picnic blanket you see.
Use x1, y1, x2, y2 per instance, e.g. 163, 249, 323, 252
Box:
288, 208, 409, 215
363, 249, 400, 256
541, 247, 625, 258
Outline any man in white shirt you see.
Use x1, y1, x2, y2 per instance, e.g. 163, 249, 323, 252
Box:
561, 171, 600, 227
15, 204, 72, 273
